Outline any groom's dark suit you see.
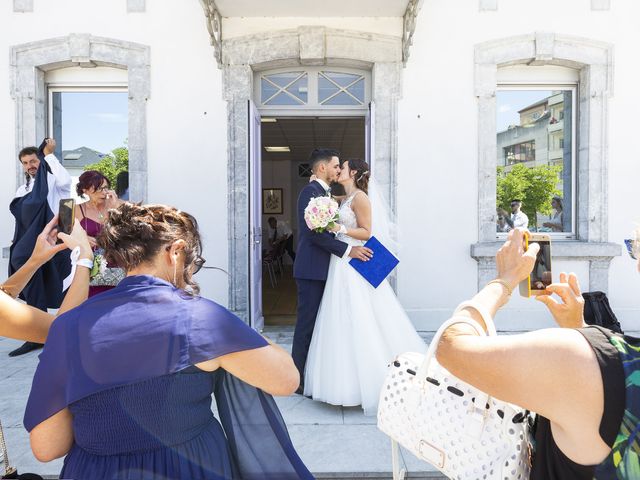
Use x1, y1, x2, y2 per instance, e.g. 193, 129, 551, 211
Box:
292, 180, 348, 383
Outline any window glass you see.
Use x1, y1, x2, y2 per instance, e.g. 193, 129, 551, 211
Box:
261, 72, 308, 105
319, 72, 365, 105
50, 90, 128, 199
496, 89, 573, 234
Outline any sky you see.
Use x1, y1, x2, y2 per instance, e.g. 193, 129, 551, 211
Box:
496, 90, 552, 132
55, 91, 128, 154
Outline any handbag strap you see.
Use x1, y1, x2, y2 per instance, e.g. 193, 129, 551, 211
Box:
0, 416, 14, 476
391, 440, 406, 480
415, 300, 499, 419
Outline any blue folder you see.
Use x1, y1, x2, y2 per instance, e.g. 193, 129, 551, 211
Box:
349, 236, 399, 288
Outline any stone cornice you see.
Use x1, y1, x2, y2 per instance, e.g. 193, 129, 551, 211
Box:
402, 0, 424, 64
199, 0, 222, 68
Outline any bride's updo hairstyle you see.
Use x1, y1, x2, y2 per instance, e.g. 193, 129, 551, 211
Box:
346, 158, 370, 195
98, 203, 203, 294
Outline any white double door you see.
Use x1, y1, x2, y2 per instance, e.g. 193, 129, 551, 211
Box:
247, 102, 375, 330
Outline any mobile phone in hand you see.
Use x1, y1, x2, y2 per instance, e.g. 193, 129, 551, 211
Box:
519, 233, 552, 297
58, 198, 76, 236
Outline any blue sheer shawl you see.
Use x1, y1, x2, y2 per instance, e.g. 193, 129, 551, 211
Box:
24, 275, 313, 479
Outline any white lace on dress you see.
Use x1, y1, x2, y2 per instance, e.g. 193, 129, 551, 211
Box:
336, 192, 365, 247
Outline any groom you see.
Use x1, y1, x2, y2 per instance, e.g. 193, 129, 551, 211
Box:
292, 148, 373, 394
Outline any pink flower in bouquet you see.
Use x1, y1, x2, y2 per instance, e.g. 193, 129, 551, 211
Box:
304, 196, 340, 232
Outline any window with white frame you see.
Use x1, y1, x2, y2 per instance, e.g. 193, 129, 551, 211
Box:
48, 86, 129, 199
256, 67, 370, 111
496, 86, 576, 236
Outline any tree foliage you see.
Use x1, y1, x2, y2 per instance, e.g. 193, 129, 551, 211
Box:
497, 163, 562, 224
84, 146, 129, 187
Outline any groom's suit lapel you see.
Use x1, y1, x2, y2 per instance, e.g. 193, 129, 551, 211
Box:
310, 180, 328, 197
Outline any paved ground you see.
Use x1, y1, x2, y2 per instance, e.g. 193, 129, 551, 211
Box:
0, 328, 442, 479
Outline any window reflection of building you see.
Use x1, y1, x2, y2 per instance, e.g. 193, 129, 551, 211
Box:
496, 89, 574, 233
504, 141, 535, 165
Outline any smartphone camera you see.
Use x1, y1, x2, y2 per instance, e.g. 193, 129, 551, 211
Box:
58, 198, 76, 236
519, 233, 552, 297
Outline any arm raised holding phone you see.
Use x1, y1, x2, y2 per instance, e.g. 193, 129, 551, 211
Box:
0, 217, 92, 343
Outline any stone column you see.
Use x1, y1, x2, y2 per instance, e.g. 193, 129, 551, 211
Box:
372, 62, 402, 215
589, 258, 612, 293
223, 65, 253, 319
477, 257, 496, 291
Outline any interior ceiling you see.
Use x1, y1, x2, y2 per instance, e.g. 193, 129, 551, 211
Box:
215, 0, 409, 17
261, 117, 365, 164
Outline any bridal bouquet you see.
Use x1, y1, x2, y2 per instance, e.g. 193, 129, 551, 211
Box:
304, 196, 340, 233
89, 248, 126, 287
90, 250, 108, 279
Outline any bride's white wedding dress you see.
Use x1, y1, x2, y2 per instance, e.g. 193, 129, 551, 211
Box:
304, 191, 426, 415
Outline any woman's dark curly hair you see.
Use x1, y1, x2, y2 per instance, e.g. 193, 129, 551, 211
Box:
97, 203, 203, 294
344, 158, 370, 194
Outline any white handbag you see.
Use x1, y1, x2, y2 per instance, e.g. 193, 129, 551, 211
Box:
377, 302, 533, 480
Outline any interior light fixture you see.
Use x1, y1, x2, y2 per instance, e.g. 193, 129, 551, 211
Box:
261, 118, 277, 123
264, 146, 291, 152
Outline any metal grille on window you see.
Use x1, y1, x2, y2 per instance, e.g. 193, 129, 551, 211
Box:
318, 72, 365, 106
261, 72, 308, 105
298, 163, 312, 178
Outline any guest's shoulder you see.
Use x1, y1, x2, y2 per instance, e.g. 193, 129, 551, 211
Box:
186, 295, 245, 326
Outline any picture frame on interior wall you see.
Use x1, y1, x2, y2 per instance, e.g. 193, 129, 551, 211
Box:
263, 188, 283, 215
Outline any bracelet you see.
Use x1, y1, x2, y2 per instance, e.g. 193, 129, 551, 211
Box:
487, 278, 513, 296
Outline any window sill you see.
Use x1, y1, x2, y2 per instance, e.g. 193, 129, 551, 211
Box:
470, 241, 621, 261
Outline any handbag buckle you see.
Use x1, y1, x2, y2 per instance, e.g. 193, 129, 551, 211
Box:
418, 440, 445, 469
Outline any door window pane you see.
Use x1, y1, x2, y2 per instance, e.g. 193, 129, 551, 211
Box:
496, 89, 573, 233
261, 72, 308, 105
319, 72, 365, 105
51, 90, 128, 198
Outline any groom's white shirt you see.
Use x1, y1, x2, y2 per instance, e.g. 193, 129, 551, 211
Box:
316, 179, 352, 259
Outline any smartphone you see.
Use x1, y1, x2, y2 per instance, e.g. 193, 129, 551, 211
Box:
519, 233, 552, 297
58, 198, 76, 236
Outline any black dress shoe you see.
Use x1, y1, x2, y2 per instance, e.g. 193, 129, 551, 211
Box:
8, 341, 43, 357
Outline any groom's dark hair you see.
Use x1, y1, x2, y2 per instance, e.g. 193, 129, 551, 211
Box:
309, 148, 340, 171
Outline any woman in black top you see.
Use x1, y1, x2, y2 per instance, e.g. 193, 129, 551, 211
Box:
437, 228, 638, 479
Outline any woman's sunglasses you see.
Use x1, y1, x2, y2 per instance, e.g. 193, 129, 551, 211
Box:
624, 239, 638, 260
193, 256, 206, 274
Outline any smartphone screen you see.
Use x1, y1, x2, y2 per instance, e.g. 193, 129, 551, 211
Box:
529, 239, 552, 291
58, 198, 75, 236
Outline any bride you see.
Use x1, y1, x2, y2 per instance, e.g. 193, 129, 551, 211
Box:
304, 158, 426, 415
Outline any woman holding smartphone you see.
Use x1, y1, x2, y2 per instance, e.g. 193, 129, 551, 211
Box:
75, 170, 124, 296
1, 216, 92, 343
436, 227, 640, 478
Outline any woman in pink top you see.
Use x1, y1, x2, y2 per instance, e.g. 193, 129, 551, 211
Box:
75, 171, 123, 296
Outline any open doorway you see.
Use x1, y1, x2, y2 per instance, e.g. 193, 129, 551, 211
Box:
261, 117, 365, 326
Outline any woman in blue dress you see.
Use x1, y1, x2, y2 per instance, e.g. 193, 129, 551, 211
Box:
24, 203, 313, 480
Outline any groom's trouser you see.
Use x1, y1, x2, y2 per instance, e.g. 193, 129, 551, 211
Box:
292, 278, 326, 383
